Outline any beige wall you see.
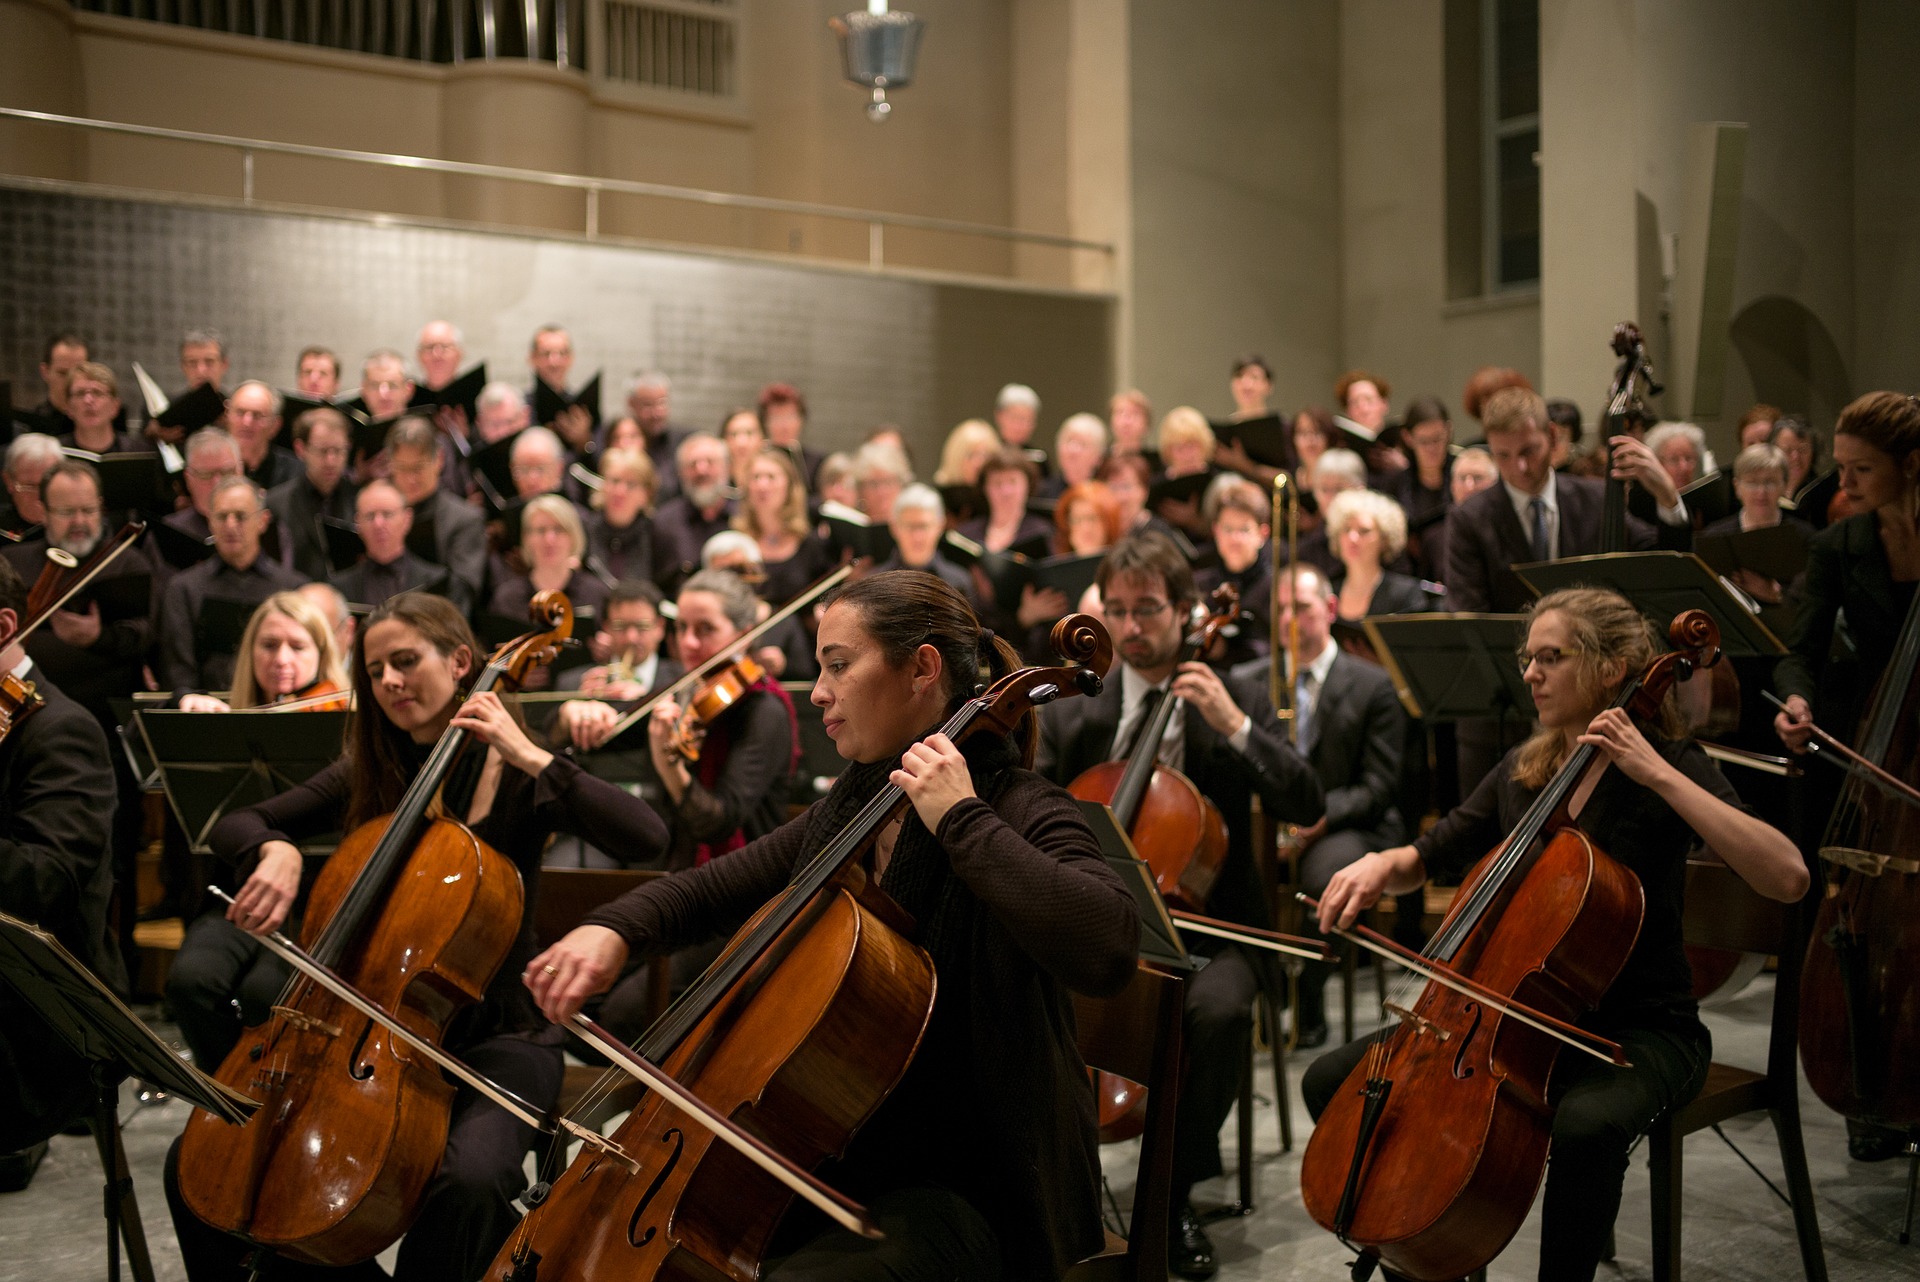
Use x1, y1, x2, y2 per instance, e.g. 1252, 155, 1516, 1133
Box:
1128, 0, 1341, 422
1852, 0, 1920, 396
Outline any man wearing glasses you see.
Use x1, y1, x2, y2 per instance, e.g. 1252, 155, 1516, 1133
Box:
154, 428, 245, 570
330, 479, 455, 612
1035, 531, 1324, 1280
267, 407, 359, 582
223, 380, 301, 491
56, 363, 145, 457
551, 580, 681, 749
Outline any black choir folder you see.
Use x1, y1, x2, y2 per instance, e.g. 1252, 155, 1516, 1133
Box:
1214, 412, 1291, 470
410, 363, 488, 423
534, 373, 602, 432
1515, 551, 1786, 658
943, 531, 1102, 604
1691, 523, 1810, 587
1361, 612, 1534, 724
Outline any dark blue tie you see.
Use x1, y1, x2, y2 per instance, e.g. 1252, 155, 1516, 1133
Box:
1529, 496, 1550, 562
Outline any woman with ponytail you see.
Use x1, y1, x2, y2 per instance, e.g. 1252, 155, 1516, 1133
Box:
528, 569, 1140, 1282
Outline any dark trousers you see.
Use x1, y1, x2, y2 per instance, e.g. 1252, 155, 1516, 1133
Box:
166, 912, 293, 1070
765, 1186, 1001, 1282
1170, 946, 1258, 1204
1302, 1021, 1711, 1282
164, 1034, 563, 1282
1295, 828, 1393, 1030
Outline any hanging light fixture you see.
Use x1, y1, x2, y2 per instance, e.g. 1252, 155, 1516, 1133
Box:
829, 1, 925, 122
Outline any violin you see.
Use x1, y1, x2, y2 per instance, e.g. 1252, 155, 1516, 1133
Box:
260, 678, 352, 714
175, 593, 574, 1267
17, 521, 146, 646
0, 671, 45, 748
483, 614, 1113, 1282
1299, 610, 1721, 1281
670, 653, 767, 761
1067, 585, 1239, 912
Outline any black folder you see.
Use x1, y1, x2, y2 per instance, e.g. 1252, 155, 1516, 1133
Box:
533, 373, 602, 432
1215, 412, 1291, 470
135, 709, 350, 853
1360, 612, 1534, 724
409, 363, 488, 423
818, 501, 894, 563
1515, 551, 1786, 658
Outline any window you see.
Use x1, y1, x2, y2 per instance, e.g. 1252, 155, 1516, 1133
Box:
1444, 0, 1540, 298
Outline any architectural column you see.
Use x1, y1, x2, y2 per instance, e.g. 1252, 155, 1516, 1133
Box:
442, 61, 592, 234
0, 0, 83, 180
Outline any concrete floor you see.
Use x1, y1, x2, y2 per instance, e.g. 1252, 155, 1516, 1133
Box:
5, 975, 1917, 1281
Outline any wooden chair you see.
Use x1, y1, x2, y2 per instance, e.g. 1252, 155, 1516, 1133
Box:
1064, 964, 1188, 1282
1639, 860, 1827, 1281
530, 867, 669, 1120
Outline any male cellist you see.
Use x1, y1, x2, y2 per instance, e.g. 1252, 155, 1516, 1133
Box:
1034, 532, 1324, 1279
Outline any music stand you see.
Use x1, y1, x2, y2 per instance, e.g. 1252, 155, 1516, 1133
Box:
1361, 612, 1535, 733
135, 710, 349, 854
1075, 800, 1196, 972
0, 911, 255, 1282
1515, 551, 1786, 657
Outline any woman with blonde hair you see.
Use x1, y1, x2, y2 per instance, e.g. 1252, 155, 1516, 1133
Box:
489, 493, 610, 620
732, 445, 832, 605
587, 446, 658, 585
1325, 488, 1430, 620
1154, 406, 1220, 539
934, 418, 1002, 488
177, 591, 349, 713
1310, 585, 1807, 1282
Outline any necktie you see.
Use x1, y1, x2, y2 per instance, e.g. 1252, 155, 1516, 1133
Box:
1529, 496, 1550, 562
1295, 669, 1319, 749
1115, 686, 1165, 762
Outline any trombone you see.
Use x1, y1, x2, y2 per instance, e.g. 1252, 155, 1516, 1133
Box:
1270, 472, 1301, 741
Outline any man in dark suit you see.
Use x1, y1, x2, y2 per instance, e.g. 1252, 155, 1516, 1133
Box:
1447, 386, 1672, 793
652, 432, 735, 592
386, 417, 486, 611
267, 406, 358, 582
1234, 563, 1406, 1044
330, 480, 456, 612
0, 557, 127, 1188
1037, 532, 1323, 1280
156, 476, 306, 693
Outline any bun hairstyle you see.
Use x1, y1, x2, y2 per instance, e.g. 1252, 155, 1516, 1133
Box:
823, 569, 1036, 764
1833, 390, 1920, 460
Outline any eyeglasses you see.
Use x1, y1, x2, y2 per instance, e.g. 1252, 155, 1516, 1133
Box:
607, 618, 661, 636
69, 388, 113, 402
1516, 646, 1581, 676
186, 465, 238, 482
419, 342, 459, 355
366, 380, 410, 394
1105, 600, 1172, 624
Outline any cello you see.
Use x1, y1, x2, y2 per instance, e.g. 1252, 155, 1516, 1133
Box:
1067, 585, 1238, 912
1298, 610, 1721, 1282
1797, 574, 1920, 1139
482, 614, 1113, 1282
175, 593, 575, 1266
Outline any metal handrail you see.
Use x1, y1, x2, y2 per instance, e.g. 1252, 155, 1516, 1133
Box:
0, 106, 1113, 256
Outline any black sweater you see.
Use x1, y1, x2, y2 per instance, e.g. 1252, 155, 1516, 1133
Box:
582, 766, 1139, 1281
210, 751, 668, 1048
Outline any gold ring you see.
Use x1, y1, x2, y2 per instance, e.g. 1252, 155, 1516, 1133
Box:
542, 965, 559, 975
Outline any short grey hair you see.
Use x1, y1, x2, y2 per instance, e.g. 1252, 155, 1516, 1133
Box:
1316, 447, 1368, 489
1733, 442, 1789, 483
996, 383, 1040, 411
1057, 412, 1109, 453
185, 427, 243, 469
854, 440, 914, 485
511, 425, 565, 465
209, 474, 265, 510
181, 328, 227, 358
477, 381, 528, 415
892, 482, 945, 522
417, 320, 464, 345
230, 379, 283, 417
675, 430, 725, 469
5, 432, 64, 473
700, 529, 763, 568
628, 370, 672, 396
1645, 421, 1707, 465
362, 348, 408, 377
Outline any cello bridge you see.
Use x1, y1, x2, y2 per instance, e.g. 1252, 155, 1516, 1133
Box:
1384, 1002, 1450, 1041
271, 1006, 342, 1038
1818, 846, 1920, 877
560, 1118, 641, 1174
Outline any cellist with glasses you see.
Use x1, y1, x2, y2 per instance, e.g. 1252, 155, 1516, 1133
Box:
1307, 588, 1807, 1281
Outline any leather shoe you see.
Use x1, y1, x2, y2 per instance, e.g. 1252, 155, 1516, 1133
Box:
0, 1140, 49, 1193
1169, 1202, 1217, 1279
1294, 1020, 1329, 1049
1848, 1121, 1912, 1163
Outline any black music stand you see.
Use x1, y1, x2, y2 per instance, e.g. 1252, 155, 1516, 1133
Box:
1361, 612, 1535, 736
135, 710, 349, 854
0, 911, 255, 1282
1515, 551, 1787, 658
1075, 799, 1196, 972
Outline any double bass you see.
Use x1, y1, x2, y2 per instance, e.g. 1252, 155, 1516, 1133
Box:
1067, 585, 1238, 912
1299, 611, 1721, 1281
174, 594, 574, 1265
483, 615, 1112, 1282
1797, 575, 1920, 1139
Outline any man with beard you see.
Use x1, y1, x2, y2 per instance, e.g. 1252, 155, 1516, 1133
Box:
385, 417, 485, 611
266, 406, 358, 582
651, 431, 734, 592
157, 476, 305, 692
224, 380, 302, 490
1, 459, 156, 984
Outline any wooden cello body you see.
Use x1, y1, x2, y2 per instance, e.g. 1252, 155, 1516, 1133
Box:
175, 593, 573, 1265
1300, 611, 1718, 1281
1798, 584, 1920, 1131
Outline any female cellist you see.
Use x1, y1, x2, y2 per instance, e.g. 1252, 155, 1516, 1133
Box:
166, 591, 351, 1071
526, 569, 1141, 1282
1310, 587, 1807, 1281
1773, 388, 1920, 1163
555, 566, 801, 1029
163, 592, 670, 1282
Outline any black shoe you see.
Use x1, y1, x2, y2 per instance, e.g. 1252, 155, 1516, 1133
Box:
1847, 1121, 1912, 1163
1294, 1020, 1329, 1049
1169, 1202, 1218, 1279
0, 1140, 49, 1193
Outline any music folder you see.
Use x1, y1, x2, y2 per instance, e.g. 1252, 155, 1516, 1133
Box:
1360, 612, 1534, 723
136, 709, 349, 854
1514, 551, 1786, 658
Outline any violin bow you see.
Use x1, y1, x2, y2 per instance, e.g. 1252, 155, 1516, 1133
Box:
1296, 893, 1629, 1067
1762, 691, 1920, 813
1168, 909, 1330, 962
12, 520, 147, 647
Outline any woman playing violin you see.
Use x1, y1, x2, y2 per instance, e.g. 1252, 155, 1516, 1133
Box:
164, 592, 669, 1282
1309, 587, 1807, 1282
528, 570, 1140, 1282
167, 591, 351, 1072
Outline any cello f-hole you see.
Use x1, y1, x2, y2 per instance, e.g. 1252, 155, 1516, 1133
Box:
625, 1127, 685, 1249
1451, 1002, 1482, 1080
348, 1019, 378, 1081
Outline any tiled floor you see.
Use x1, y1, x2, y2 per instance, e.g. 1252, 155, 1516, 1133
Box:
6, 976, 1918, 1281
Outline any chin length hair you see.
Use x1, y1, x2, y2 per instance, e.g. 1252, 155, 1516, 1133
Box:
822, 569, 1036, 765
1509, 587, 1684, 790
